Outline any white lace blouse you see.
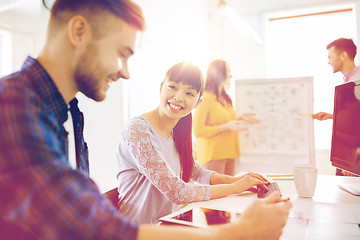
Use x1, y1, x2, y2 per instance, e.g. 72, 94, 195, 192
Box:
116, 117, 213, 224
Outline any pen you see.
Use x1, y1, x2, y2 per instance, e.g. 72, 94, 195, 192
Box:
266, 174, 294, 178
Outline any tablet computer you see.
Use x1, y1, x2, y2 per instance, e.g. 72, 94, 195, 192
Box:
159, 206, 241, 227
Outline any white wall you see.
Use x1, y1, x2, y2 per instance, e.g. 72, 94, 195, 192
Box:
0, 9, 48, 75
125, 0, 222, 119
77, 84, 125, 192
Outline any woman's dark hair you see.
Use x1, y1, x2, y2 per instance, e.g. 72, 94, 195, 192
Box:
205, 59, 233, 106
163, 62, 204, 182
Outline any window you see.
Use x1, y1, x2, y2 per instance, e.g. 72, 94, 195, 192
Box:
0, 29, 12, 77
265, 4, 357, 149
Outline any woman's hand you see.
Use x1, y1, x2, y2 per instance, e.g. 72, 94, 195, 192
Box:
209, 172, 269, 199
221, 120, 248, 132
238, 113, 260, 124
232, 173, 269, 194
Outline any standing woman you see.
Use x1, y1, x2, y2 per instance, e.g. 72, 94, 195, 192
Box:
193, 59, 259, 176
116, 62, 268, 224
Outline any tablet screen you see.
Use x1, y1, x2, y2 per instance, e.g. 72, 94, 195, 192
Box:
160, 207, 241, 227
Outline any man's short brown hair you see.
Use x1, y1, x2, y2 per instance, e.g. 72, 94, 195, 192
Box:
49, 0, 145, 38
327, 38, 357, 60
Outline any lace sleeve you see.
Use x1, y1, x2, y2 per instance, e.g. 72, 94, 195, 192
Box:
192, 160, 215, 184
123, 119, 211, 205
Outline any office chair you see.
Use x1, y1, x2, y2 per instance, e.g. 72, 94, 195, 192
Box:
104, 187, 119, 208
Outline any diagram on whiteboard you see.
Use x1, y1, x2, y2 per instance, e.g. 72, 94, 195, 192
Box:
235, 77, 314, 156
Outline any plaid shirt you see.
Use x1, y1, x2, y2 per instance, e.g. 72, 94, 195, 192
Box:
0, 57, 138, 239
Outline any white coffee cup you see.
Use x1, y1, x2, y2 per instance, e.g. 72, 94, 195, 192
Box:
293, 166, 318, 198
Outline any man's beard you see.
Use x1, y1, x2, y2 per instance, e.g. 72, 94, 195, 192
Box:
74, 42, 106, 102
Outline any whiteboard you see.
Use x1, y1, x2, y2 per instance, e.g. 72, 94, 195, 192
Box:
235, 77, 315, 173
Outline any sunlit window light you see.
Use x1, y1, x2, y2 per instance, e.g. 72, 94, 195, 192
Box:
265, 4, 356, 150
0, 29, 12, 77
218, 1, 263, 45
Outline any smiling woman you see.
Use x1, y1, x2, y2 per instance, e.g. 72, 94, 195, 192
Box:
115, 62, 209, 224
115, 61, 269, 224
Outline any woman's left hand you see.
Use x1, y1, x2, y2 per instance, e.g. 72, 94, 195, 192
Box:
232, 173, 269, 193
238, 113, 260, 124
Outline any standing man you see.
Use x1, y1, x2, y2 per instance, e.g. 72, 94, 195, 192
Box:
312, 38, 360, 176
313, 38, 360, 121
0, 0, 291, 239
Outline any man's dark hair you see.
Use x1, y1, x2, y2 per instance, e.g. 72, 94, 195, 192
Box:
50, 0, 145, 38
327, 38, 357, 60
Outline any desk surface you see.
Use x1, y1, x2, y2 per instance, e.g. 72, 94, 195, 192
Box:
172, 175, 360, 240
280, 175, 360, 204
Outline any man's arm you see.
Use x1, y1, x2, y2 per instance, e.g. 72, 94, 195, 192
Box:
0, 84, 138, 239
137, 193, 292, 240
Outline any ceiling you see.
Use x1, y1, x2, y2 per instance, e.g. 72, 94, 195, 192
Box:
0, 0, 348, 21
226, 0, 344, 15
0, 0, 44, 20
